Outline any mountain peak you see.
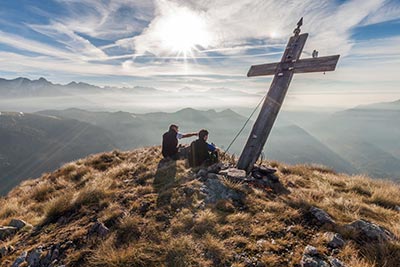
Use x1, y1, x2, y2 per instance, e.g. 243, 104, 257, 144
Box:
0, 146, 398, 266
13, 77, 31, 83
34, 77, 52, 85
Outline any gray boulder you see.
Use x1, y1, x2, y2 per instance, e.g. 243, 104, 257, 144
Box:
0, 226, 18, 240
301, 245, 330, 267
207, 163, 225, 173
9, 219, 28, 230
324, 232, 345, 249
304, 245, 319, 256
220, 168, 247, 179
347, 219, 395, 242
202, 175, 244, 203
310, 207, 335, 225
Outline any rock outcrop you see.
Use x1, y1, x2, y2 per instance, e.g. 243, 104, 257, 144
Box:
346, 219, 396, 243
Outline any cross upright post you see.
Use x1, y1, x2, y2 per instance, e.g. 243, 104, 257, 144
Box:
237, 18, 340, 173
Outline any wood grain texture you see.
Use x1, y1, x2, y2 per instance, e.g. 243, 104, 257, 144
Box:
293, 55, 340, 73
247, 55, 340, 77
247, 62, 279, 77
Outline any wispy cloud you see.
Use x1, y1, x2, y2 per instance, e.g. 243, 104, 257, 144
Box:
0, 0, 399, 109
53, 0, 154, 39
29, 22, 108, 59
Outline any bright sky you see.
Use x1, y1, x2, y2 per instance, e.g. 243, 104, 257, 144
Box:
0, 0, 399, 108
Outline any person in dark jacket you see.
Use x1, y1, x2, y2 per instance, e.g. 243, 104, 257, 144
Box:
162, 124, 197, 160
189, 129, 218, 167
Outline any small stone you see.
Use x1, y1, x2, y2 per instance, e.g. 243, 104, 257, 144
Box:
197, 169, 208, 178
0, 226, 18, 240
0, 246, 7, 257
220, 168, 247, 179
183, 186, 195, 196
27, 247, 43, 267
301, 246, 330, 267
207, 163, 223, 173
304, 245, 319, 256
51, 248, 60, 262
301, 256, 330, 267
286, 225, 295, 232
88, 221, 109, 238
329, 257, 346, 267
331, 249, 340, 255
11, 251, 27, 267
395, 205, 400, 212
256, 239, 266, 246
8, 219, 28, 230
310, 207, 335, 225
324, 232, 345, 249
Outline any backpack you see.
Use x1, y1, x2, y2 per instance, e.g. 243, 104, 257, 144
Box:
188, 139, 209, 167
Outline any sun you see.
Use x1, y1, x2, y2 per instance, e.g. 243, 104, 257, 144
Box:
157, 8, 211, 58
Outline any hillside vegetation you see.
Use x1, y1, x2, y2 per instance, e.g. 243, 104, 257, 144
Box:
0, 112, 115, 195
0, 147, 399, 267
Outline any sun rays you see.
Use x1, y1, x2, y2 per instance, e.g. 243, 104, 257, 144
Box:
145, 2, 213, 60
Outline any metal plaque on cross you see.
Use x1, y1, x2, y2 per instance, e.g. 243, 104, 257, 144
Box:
237, 18, 340, 173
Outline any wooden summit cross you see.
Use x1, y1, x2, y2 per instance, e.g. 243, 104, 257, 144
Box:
237, 18, 340, 173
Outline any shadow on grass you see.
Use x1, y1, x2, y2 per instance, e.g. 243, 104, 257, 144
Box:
153, 158, 177, 207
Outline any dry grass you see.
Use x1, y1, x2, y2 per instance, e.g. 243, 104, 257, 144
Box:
170, 208, 195, 234
74, 186, 109, 208
43, 192, 74, 224
193, 209, 218, 235
90, 237, 161, 267
0, 146, 399, 267
165, 235, 202, 267
0, 200, 21, 220
29, 181, 55, 202
221, 176, 244, 191
201, 234, 231, 265
115, 215, 142, 244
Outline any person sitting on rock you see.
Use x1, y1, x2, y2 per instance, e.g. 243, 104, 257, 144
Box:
162, 124, 197, 160
188, 129, 218, 167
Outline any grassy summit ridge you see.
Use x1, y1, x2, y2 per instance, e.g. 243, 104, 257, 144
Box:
0, 147, 399, 267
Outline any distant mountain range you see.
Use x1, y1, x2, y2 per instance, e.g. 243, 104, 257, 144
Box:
0, 77, 399, 194
0, 77, 169, 98
309, 102, 400, 179
0, 77, 260, 113
0, 77, 256, 98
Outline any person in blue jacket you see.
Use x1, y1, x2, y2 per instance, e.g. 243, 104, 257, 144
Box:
189, 129, 218, 167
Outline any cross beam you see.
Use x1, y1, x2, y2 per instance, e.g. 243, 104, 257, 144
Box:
237, 18, 340, 173
247, 55, 340, 77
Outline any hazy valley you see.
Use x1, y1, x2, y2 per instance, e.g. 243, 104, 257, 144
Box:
1, 77, 399, 195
